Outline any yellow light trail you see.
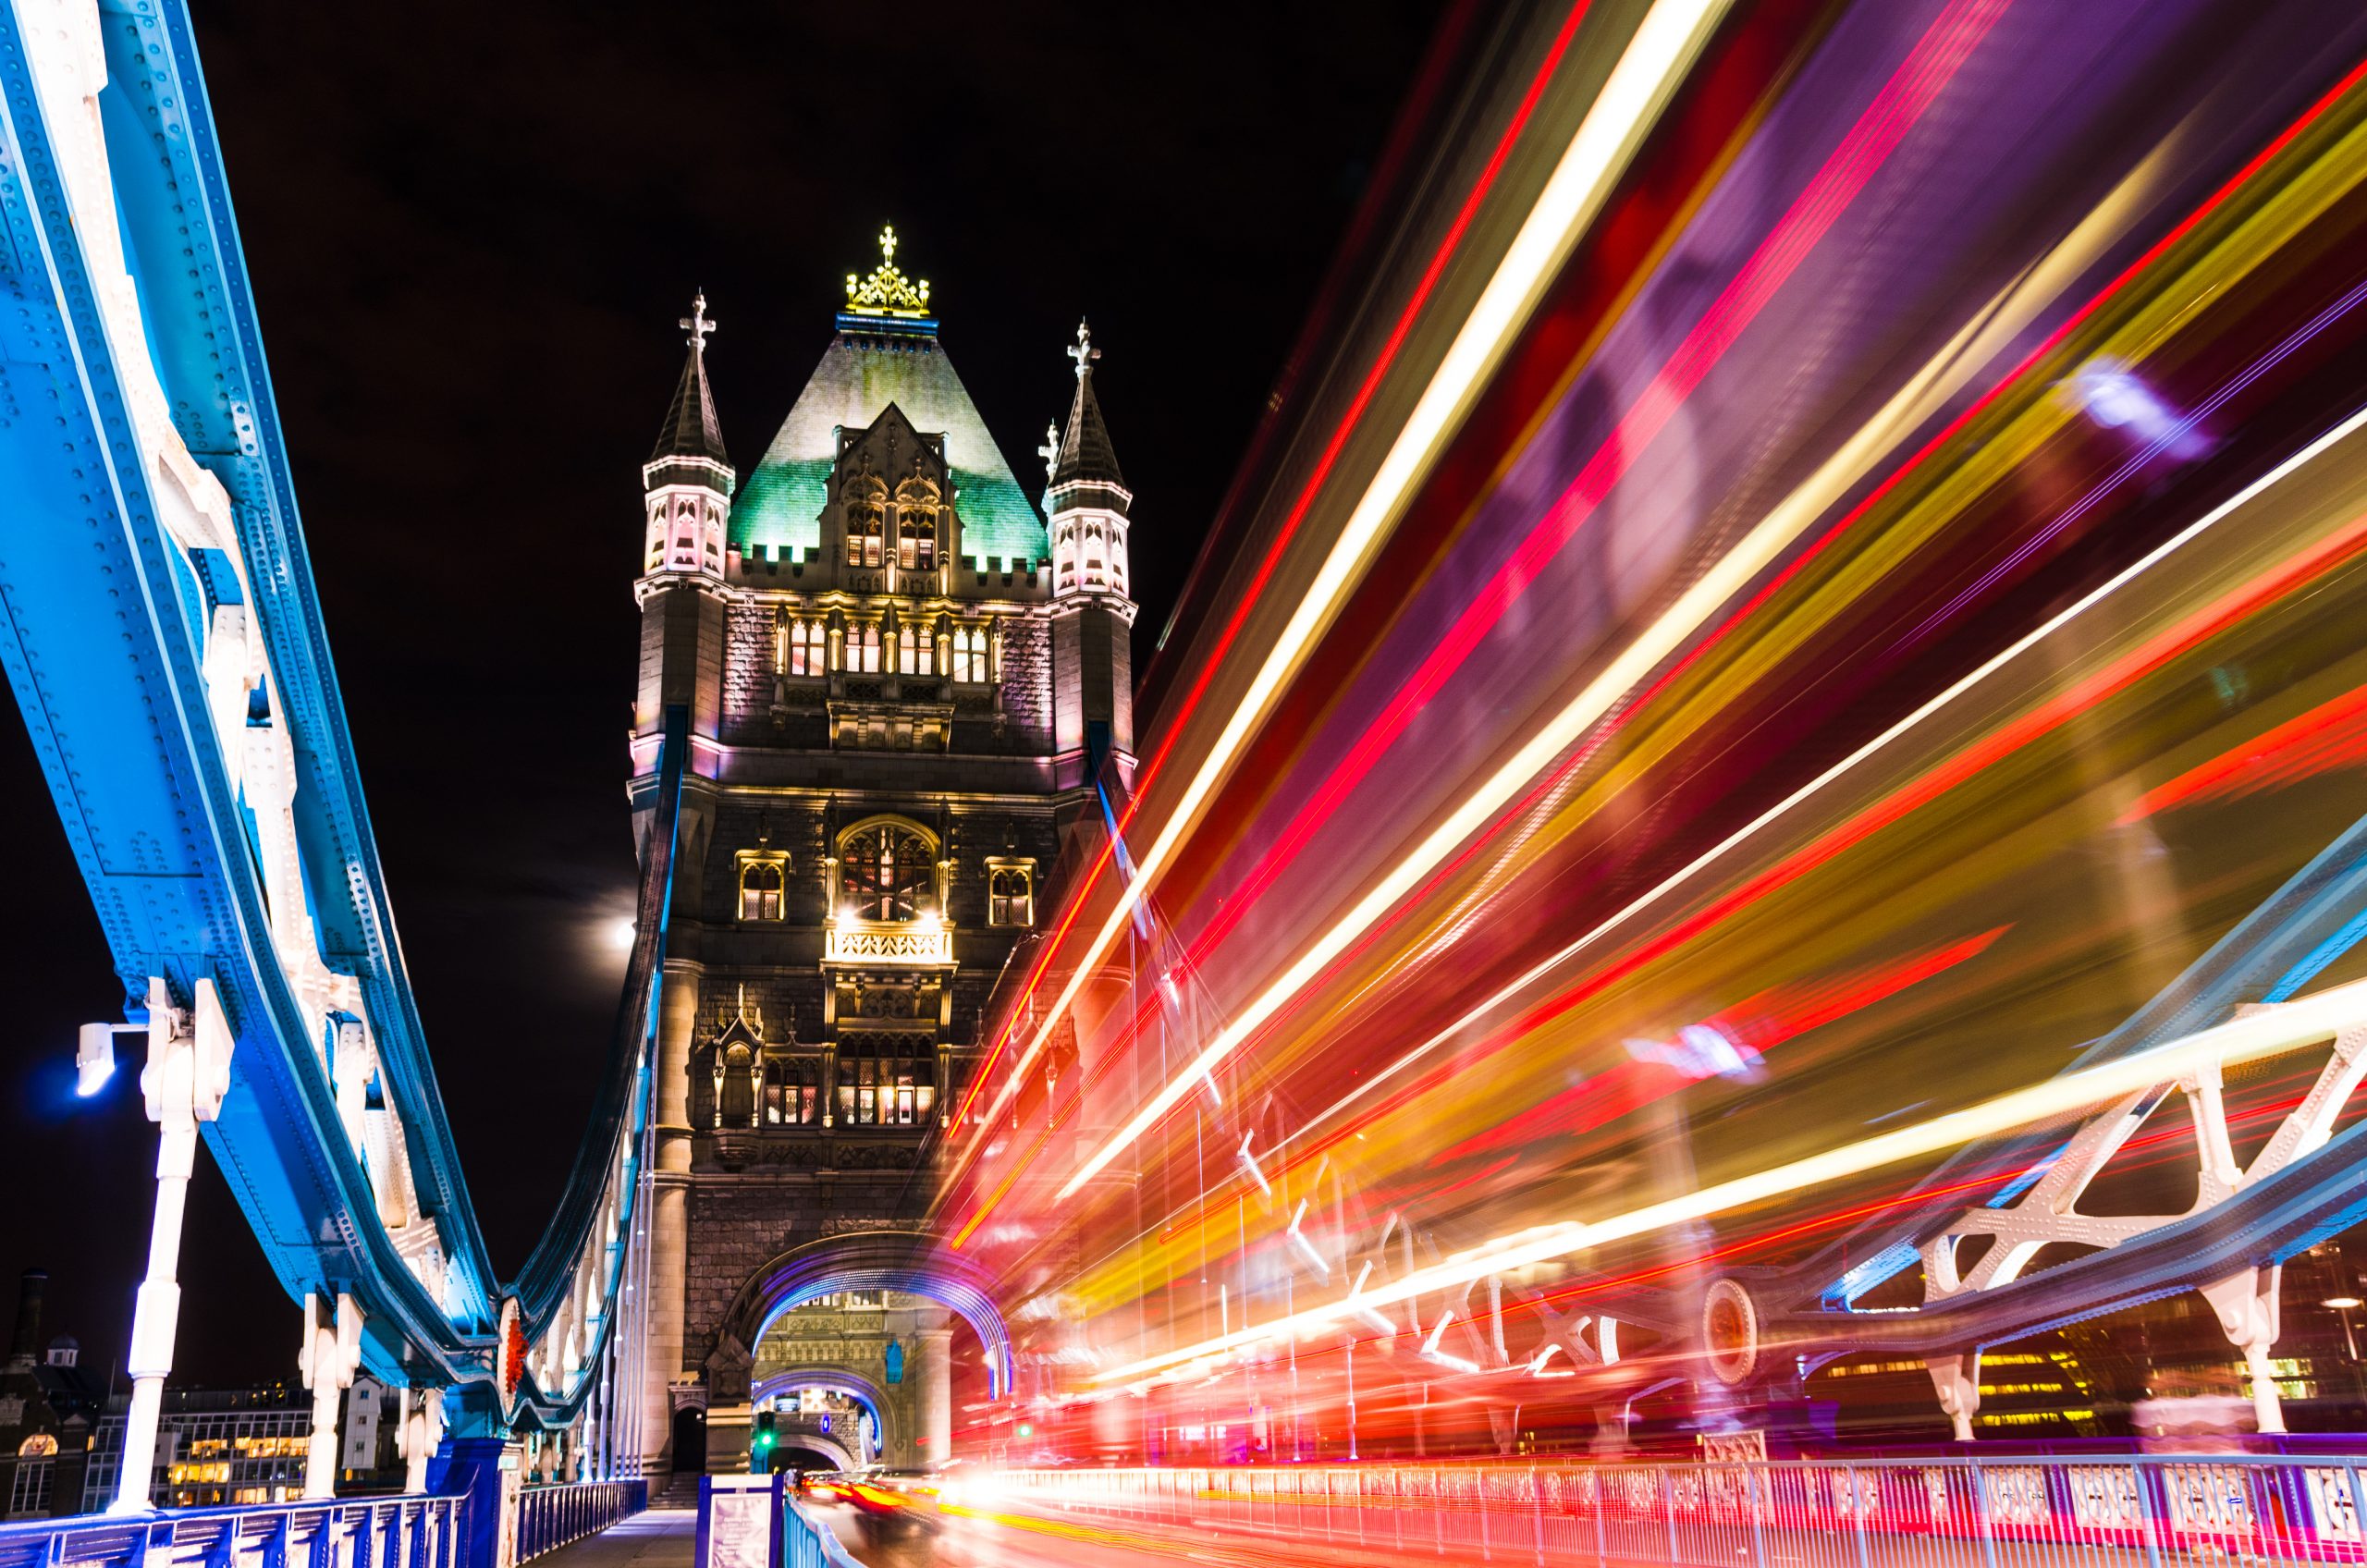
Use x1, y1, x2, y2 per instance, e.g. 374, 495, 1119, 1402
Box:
1049, 99, 2367, 1206
955, 0, 1741, 1194
1090, 974, 2367, 1384
1097, 398, 2367, 1228
1052, 145, 2201, 1299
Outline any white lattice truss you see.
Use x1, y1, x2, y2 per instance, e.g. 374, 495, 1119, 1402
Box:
1920, 1011, 2367, 1438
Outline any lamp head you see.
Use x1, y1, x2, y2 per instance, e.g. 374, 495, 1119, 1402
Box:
74, 1023, 116, 1097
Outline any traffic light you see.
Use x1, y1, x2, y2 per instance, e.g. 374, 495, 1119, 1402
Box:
751, 1409, 778, 1475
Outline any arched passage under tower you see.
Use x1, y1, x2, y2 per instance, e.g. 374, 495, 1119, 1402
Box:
703, 1232, 1007, 1470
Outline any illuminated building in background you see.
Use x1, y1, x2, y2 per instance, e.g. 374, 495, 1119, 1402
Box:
80, 1386, 313, 1511
630, 230, 1135, 1485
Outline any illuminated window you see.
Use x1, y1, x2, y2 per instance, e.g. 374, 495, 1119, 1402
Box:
786, 619, 824, 677
851, 624, 882, 674
951, 625, 988, 683
897, 624, 935, 676
845, 484, 885, 568
18, 1433, 57, 1458
838, 822, 935, 921
738, 856, 786, 922
759, 1060, 819, 1126
988, 865, 1033, 927
897, 511, 937, 571
894, 479, 940, 572
838, 1036, 933, 1126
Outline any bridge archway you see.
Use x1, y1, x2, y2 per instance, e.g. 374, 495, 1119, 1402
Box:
721, 1231, 1013, 1397
777, 1442, 854, 1475
753, 1366, 894, 1466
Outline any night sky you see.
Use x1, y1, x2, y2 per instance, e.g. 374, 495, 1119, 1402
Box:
0, 1, 1441, 1383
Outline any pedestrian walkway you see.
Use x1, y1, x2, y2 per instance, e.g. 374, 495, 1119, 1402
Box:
527, 1508, 694, 1568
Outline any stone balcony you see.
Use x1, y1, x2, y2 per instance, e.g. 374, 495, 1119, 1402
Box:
823, 917, 952, 967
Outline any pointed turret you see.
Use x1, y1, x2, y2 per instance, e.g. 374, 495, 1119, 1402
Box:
641, 291, 735, 580
1044, 319, 1137, 791
651, 290, 730, 469
1049, 332, 1125, 494
1046, 320, 1133, 602
634, 291, 734, 786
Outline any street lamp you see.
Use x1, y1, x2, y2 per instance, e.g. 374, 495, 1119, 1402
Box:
2324, 1297, 2362, 1360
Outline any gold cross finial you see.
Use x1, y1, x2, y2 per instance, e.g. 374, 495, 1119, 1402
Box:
1068, 318, 1099, 380
879, 226, 898, 264
680, 290, 717, 352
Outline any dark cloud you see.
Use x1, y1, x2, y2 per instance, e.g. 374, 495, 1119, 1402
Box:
0, 0, 1439, 1378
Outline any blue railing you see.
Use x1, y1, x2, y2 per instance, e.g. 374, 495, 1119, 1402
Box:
515, 1480, 647, 1563
780, 1498, 864, 1568
0, 1495, 466, 1568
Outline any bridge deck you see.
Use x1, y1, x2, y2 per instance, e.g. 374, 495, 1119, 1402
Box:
531, 1510, 695, 1568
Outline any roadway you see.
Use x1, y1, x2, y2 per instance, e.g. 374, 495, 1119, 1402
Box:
539, 1503, 1416, 1568
533, 1491, 2206, 1568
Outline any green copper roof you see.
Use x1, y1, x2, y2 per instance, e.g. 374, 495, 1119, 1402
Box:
730, 332, 1049, 565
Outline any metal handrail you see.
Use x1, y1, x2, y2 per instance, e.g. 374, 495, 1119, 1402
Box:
1000, 1454, 2367, 1565
781, 1496, 865, 1568
515, 1478, 647, 1563
0, 1493, 466, 1568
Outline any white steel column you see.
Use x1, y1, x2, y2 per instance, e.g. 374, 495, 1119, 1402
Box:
112, 979, 236, 1514
300, 1292, 363, 1498
398, 1388, 445, 1493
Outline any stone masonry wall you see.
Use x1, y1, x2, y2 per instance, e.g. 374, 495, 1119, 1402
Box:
681, 1175, 914, 1374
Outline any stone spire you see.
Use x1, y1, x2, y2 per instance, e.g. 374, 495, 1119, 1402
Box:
650, 290, 730, 469
1045, 321, 1133, 606
642, 291, 733, 579
1049, 319, 1125, 497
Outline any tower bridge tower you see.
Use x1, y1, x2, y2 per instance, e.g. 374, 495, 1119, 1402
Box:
628, 230, 1134, 1484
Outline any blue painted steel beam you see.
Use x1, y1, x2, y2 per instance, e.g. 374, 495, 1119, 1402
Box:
0, 0, 692, 1426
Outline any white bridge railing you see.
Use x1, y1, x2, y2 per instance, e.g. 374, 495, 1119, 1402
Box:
1000, 1455, 2367, 1565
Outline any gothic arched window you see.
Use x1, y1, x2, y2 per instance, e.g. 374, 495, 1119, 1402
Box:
895, 480, 939, 571
739, 858, 784, 922
851, 623, 882, 674
763, 1060, 818, 1126
838, 821, 935, 922
988, 865, 1034, 927
845, 481, 886, 569
950, 624, 987, 684
787, 619, 824, 677
837, 1035, 933, 1126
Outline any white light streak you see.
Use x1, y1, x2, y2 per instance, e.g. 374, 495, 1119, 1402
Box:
963, 0, 1739, 1169
1057, 389, 2367, 1204
1092, 974, 2367, 1384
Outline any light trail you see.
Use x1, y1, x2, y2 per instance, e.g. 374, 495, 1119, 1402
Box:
1154, 0, 2003, 978
1051, 0, 2024, 1204
1089, 973, 2367, 1385
939, 0, 1606, 1162
945, 0, 1746, 1237
1067, 398, 2367, 1303
1049, 54, 2367, 1208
